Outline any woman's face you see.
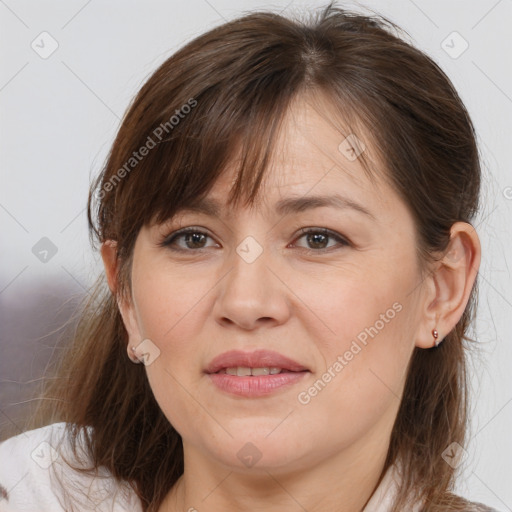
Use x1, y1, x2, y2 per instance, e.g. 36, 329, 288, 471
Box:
120, 94, 431, 475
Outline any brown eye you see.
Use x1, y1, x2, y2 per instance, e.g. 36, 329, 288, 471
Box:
293, 228, 350, 252
160, 228, 218, 251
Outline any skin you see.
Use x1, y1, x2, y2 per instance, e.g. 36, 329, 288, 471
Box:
102, 92, 481, 512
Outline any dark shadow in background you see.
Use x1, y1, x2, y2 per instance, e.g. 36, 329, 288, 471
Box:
0, 280, 87, 441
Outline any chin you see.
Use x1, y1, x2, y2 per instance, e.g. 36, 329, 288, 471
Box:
207, 430, 312, 473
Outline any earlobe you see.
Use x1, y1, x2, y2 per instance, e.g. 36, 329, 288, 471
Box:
415, 274, 441, 349
415, 222, 481, 349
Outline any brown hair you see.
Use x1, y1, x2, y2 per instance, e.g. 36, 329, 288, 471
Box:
37, 2, 481, 511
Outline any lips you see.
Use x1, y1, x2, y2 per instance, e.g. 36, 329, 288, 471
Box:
205, 349, 309, 397
204, 349, 309, 375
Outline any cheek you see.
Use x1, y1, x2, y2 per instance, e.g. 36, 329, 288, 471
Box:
294, 257, 418, 418
130, 261, 212, 347
130, 265, 216, 434
304, 254, 417, 355
291, 300, 414, 456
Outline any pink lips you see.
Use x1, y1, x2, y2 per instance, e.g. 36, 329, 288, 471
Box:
205, 349, 309, 397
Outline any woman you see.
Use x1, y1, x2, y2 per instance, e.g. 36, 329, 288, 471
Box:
0, 3, 501, 511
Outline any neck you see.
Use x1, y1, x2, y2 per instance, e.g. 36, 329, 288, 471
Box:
160, 426, 392, 512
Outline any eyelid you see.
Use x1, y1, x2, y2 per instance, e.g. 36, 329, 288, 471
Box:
159, 225, 351, 253
291, 227, 351, 250
158, 226, 218, 250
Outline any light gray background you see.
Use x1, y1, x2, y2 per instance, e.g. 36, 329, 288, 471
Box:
0, 0, 511, 509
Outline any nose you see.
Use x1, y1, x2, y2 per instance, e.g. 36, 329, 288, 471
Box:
212, 246, 291, 331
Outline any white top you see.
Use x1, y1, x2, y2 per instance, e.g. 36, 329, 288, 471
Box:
0, 423, 141, 512
0, 423, 495, 512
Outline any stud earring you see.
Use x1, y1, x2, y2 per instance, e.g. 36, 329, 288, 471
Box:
127, 345, 142, 364
432, 329, 441, 347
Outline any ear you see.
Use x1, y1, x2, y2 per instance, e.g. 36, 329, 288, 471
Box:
100, 240, 143, 345
415, 222, 481, 349
101, 240, 118, 293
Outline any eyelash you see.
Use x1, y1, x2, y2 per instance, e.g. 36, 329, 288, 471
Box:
159, 226, 350, 254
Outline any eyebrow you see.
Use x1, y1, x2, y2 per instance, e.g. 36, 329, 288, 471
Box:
180, 194, 376, 220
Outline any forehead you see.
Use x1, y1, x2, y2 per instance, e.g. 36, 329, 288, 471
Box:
208, 93, 388, 211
